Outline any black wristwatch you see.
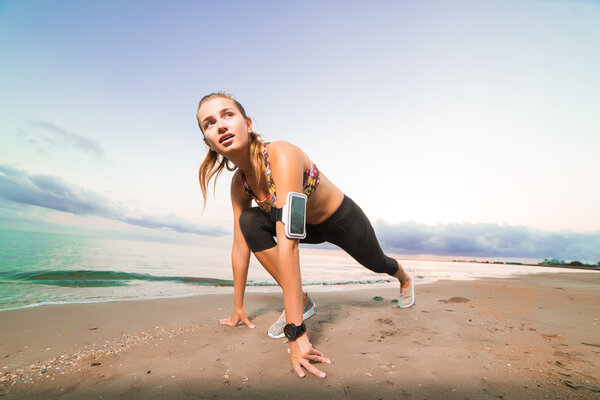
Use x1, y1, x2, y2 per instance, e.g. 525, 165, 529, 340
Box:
284, 322, 306, 341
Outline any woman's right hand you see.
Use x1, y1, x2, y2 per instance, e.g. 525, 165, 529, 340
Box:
220, 307, 255, 328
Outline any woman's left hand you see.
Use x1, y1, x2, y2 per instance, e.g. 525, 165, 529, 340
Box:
288, 334, 330, 378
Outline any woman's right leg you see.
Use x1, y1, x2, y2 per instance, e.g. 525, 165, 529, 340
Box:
239, 207, 318, 337
318, 196, 414, 305
254, 246, 281, 285
238, 207, 281, 284
238, 206, 325, 284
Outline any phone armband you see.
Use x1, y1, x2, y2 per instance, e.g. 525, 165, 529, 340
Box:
270, 192, 307, 239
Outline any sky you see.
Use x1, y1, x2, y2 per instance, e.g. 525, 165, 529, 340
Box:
1, 0, 599, 262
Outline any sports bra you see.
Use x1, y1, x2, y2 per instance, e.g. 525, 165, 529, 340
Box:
241, 143, 320, 213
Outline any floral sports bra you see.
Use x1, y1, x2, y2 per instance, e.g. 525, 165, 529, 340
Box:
241, 143, 320, 213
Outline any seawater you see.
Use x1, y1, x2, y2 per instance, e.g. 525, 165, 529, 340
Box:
0, 229, 582, 311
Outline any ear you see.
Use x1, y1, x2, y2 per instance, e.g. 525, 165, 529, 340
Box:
246, 117, 253, 134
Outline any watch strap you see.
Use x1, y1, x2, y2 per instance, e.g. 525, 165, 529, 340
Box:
284, 322, 306, 341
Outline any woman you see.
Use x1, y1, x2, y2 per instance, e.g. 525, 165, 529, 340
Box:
196, 92, 414, 379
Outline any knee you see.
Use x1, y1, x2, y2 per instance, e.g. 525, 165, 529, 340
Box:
239, 207, 270, 239
364, 254, 399, 276
239, 207, 276, 252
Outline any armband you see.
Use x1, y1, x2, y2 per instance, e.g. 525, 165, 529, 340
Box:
270, 192, 307, 239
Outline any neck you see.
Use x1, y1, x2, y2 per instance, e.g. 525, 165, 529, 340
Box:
223, 146, 254, 177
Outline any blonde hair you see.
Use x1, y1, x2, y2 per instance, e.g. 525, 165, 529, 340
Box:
197, 92, 265, 206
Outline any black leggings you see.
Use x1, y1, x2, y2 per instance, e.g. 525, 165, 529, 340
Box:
239, 195, 399, 276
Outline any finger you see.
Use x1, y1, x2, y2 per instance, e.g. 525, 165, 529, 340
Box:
307, 354, 331, 364
309, 348, 324, 357
242, 317, 255, 329
300, 359, 326, 378
292, 362, 306, 378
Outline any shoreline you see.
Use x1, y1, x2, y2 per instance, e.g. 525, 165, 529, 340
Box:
1, 271, 599, 399
1, 261, 595, 314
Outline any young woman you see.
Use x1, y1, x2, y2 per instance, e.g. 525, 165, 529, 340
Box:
196, 92, 414, 379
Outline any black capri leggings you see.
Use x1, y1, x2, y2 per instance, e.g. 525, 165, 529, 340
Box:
239, 195, 399, 276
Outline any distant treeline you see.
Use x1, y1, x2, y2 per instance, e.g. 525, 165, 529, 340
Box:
451, 258, 600, 268
541, 258, 600, 267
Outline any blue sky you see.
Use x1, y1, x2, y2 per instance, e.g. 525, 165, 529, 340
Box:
1, 0, 599, 262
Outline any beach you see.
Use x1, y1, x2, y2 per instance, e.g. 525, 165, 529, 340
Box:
1, 272, 598, 399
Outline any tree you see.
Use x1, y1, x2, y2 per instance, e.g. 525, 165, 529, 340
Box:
569, 261, 583, 266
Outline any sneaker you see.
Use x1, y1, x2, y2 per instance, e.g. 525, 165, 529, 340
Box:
397, 275, 415, 308
268, 293, 317, 339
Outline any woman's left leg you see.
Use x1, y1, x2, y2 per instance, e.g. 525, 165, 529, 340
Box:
317, 196, 413, 298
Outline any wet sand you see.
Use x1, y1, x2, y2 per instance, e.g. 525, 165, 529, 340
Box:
1, 272, 599, 399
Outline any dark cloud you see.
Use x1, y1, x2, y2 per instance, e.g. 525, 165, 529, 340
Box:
0, 165, 228, 237
374, 220, 600, 262
17, 121, 105, 157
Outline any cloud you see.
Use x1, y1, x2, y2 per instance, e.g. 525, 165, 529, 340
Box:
374, 220, 600, 262
0, 165, 228, 237
1, 165, 597, 260
17, 121, 105, 157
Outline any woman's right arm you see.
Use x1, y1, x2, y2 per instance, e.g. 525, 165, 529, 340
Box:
219, 171, 255, 328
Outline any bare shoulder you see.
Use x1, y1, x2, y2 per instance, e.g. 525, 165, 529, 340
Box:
267, 140, 304, 162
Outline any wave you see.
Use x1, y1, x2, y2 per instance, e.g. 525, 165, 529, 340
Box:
246, 278, 393, 286
0, 269, 395, 288
0, 269, 234, 288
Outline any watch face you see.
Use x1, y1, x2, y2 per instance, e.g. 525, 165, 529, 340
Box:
284, 324, 295, 339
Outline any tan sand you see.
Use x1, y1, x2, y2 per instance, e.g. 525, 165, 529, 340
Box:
1, 272, 599, 399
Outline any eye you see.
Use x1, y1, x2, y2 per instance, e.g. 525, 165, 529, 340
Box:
225, 112, 233, 118
204, 121, 214, 129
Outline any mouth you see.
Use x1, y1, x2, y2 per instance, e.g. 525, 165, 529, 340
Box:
219, 134, 234, 144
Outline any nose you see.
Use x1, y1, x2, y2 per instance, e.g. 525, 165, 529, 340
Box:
216, 117, 227, 133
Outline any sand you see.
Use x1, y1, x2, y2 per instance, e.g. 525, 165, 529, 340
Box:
1, 272, 599, 399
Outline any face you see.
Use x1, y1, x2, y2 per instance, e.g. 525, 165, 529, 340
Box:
197, 96, 253, 155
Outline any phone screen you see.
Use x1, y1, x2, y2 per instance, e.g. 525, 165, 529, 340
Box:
289, 195, 306, 235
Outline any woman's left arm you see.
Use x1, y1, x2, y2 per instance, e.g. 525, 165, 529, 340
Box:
269, 141, 330, 378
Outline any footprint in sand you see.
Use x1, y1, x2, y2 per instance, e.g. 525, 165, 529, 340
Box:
375, 317, 398, 337
541, 333, 562, 340
438, 297, 470, 304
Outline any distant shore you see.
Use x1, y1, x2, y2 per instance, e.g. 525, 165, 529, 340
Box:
1, 271, 599, 399
443, 258, 600, 271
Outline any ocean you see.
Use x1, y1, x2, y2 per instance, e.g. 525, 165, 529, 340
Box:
0, 229, 580, 312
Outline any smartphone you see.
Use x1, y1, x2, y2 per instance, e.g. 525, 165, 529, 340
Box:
283, 192, 307, 239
